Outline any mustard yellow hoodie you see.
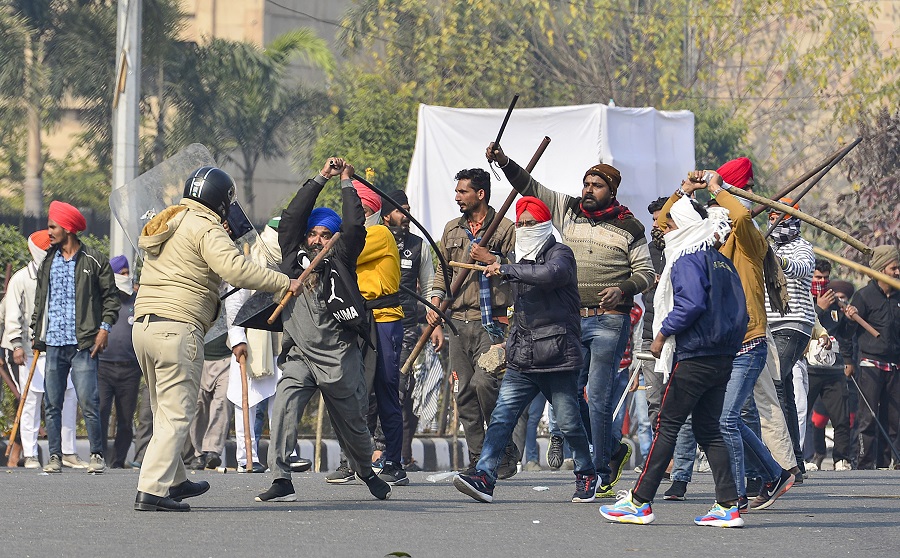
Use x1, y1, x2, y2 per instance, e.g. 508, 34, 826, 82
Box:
356, 224, 403, 323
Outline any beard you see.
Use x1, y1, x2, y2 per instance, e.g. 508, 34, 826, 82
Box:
581, 195, 610, 212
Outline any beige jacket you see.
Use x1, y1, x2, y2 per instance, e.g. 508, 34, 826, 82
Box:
135, 199, 290, 333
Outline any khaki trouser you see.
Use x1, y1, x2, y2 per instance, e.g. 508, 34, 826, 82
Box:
133, 317, 204, 496
753, 331, 799, 470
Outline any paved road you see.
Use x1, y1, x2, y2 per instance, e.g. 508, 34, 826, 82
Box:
2, 467, 898, 557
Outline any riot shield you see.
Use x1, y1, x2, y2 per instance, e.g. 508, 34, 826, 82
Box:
109, 143, 216, 253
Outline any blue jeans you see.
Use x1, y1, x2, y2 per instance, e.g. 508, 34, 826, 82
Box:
44, 345, 104, 456
547, 404, 574, 459
720, 341, 782, 497
610, 367, 630, 446
524, 393, 547, 463
477, 368, 594, 483
670, 418, 697, 483
583, 313, 630, 485
630, 376, 653, 459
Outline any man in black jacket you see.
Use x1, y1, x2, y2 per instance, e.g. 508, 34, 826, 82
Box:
453, 197, 597, 504
849, 245, 900, 469
32, 201, 120, 475
257, 158, 392, 502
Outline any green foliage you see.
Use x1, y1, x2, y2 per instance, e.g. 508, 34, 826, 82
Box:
813, 108, 900, 261
690, 104, 749, 171
43, 154, 110, 217
0, 224, 29, 283
79, 232, 110, 259
170, 29, 334, 216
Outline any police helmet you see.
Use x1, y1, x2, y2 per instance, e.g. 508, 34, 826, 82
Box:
183, 166, 236, 221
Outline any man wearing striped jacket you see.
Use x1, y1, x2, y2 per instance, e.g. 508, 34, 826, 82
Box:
764, 198, 816, 479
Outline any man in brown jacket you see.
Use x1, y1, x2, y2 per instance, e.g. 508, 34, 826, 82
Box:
426, 168, 518, 476
132, 166, 299, 512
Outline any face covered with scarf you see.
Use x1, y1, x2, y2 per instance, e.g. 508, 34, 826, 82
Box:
768, 198, 801, 245
514, 196, 553, 261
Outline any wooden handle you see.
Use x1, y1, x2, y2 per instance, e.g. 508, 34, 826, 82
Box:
449, 261, 488, 271
238, 354, 253, 468
727, 188, 872, 256
812, 246, 900, 292
267, 232, 342, 324
851, 314, 881, 338
5, 350, 39, 457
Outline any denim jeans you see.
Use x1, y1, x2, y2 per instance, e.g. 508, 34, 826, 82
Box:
523, 393, 547, 463
547, 404, 574, 459
477, 368, 594, 483
630, 376, 653, 460
44, 345, 104, 456
670, 418, 697, 483
610, 367, 631, 446
720, 342, 782, 497
583, 313, 631, 484
771, 329, 812, 471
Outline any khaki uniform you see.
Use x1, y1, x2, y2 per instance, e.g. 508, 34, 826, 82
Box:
134, 199, 290, 497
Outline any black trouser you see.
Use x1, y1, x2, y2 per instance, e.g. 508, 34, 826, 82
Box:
856, 364, 900, 469
772, 329, 811, 472
806, 369, 851, 463
98, 360, 143, 467
633, 354, 737, 505
398, 327, 420, 465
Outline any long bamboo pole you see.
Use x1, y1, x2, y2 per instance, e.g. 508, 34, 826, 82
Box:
727, 188, 872, 256
5, 350, 39, 457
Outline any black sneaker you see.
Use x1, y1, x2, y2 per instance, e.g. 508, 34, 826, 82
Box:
187, 455, 206, 470
663, 480, 688, 501
358, 471, 392, 500
547, 435, 564, 470
325, 463, 356, 484
496, 443, 520, 480
378, 461, 410, 486
608, 441, 632, 487
738, 495, 748, 514
453, 471, 494, 503
288, 456, 312, 473
255, 479, 297, 502
749, 469, 794, 510
404, 461, 422, 472
572, 473, 598, 503
745, 477, 762, 498
204, 452, 222, 470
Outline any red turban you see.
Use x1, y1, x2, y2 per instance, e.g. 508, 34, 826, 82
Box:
516, 196, 551, 223
717, 157, 754, 190
352, 180, 381, 213
48, 201, 87, 233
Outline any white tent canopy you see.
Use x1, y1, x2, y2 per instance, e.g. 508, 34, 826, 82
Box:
405, 103, 695, 237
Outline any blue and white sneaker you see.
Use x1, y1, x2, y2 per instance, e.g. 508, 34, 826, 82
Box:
694, 502, 744, 527
599, 490, 655, 524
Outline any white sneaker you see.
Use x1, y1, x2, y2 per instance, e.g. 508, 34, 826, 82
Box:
804, 461, 819, 472
86, 453, 107, 474
834, 459, 852, 471
62, 453, 89, 469
24, 456, 41, 469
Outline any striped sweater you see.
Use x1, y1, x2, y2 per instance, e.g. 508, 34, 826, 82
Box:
765, 235, 816, 334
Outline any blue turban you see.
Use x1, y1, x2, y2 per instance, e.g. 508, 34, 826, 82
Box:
306, 207, 341, 235
109, 255, 129, 274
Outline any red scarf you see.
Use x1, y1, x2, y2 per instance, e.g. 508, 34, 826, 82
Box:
579, 199, 634, 221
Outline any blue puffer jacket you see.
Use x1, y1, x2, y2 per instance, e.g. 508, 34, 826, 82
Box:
659, 248, 748, 361
501, 237, 583, 374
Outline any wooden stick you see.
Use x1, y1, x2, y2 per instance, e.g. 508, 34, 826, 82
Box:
812, 246, 900, 292
5, 350, 39, 457
449, 261, 488, 272
268, 232, 341, 324
238, 354, 254, 470
314, 392, 325, 473
401, 136, 552, 373
727, 188, 872, 256
750, 142, 854, 217
850, 314, 881, 338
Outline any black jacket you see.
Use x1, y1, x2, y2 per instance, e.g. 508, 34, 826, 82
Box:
500, 237, 583, 373
32, 243, 120, 351
850, 280, 900, 363
815, 301, 857, 367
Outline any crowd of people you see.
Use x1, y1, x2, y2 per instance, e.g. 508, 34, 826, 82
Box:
0, 147, 897, 524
